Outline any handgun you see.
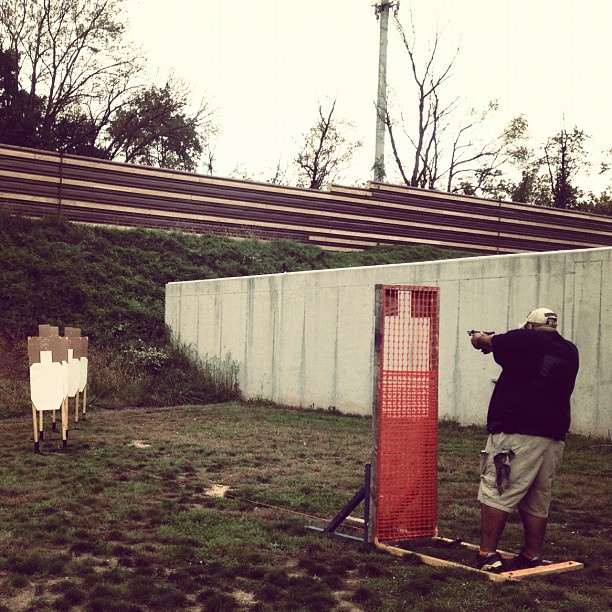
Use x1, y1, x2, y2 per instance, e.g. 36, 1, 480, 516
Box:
467, 330, 495, 354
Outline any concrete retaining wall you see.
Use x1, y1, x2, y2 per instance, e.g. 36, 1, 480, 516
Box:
165, 247, 611, 438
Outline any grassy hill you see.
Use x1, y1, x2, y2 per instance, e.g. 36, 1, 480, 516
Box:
0, 210, 473, 415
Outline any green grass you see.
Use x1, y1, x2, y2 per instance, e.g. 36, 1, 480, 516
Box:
0, 402, 609, 611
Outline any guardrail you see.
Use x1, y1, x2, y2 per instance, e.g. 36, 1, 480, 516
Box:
2, 143, 611, 254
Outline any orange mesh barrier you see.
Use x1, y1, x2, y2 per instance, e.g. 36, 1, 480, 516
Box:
373, 285, 439, 542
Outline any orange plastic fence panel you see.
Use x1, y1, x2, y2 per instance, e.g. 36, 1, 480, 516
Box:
374, 285, 439, 542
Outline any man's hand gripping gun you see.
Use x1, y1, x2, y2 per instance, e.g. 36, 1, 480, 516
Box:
467, 330, 495, 355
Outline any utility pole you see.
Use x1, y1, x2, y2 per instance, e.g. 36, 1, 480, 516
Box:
373, 1, 399, 182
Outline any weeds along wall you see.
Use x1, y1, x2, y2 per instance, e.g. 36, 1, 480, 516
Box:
165, 247, 612, 438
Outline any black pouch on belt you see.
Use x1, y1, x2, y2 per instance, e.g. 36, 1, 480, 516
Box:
493, 449, 514, 495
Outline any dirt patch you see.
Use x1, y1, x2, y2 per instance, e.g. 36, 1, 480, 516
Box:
1, 585, 37, 612
130, 440, 151, 448
233, 589, 256, 605
205, 483, 230, 498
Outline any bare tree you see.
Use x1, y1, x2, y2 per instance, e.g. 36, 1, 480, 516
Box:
294, 99, 362, 190
267, 159, 290, 185
444, 100, 514, 192
228, 159, 289, 185
388, 14, 458, 188
387, 13, 510, 194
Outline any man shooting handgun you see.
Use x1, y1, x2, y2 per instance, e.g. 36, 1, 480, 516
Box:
468, 308, 579, 573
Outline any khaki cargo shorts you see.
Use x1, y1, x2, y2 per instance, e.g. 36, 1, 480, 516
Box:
477, 432, 565, 518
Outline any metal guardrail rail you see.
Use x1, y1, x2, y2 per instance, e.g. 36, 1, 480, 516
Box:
1, 143, 611, 254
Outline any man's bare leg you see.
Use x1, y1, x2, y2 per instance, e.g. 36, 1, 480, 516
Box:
519, 508, 548, 558
480, 503, 509, 552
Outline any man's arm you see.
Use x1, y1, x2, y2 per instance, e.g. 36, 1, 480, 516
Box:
471, 332, 494, 354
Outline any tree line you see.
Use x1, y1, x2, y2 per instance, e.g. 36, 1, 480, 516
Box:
1, 0, 610, 216
0, 0, 215, 171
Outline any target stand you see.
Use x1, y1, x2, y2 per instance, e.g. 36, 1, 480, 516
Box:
308, 285, 583, 581
29, 333, 70, 453
306, 463, 372, 546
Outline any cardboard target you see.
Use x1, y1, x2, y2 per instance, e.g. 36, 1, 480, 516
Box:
29, 336, 66, 412
79, 336, 89, 392
65, 327, 82, 398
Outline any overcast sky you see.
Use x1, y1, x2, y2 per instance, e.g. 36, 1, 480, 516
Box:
124, 0, 612, 191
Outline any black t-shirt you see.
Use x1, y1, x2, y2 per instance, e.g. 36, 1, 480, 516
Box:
488, 329, 579, 440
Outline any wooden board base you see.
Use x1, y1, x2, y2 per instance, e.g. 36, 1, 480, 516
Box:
501, 561, 584, 580
375, 540, 583, 582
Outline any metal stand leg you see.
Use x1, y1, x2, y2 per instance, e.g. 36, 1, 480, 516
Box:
62, 396, 69, 450
306, 463, 371, 545
32, 403, 40, 454
82, 386, 87, 421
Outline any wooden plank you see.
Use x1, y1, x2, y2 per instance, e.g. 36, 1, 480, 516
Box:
31, 403, 39, 443
432, 536, 584, 571
376, 540, 583, 581
501, 561, 584, 580
368, 286, 383, 544
375, 541, 514, 582
62, 396, 68, 443
433, 535, 515, 558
